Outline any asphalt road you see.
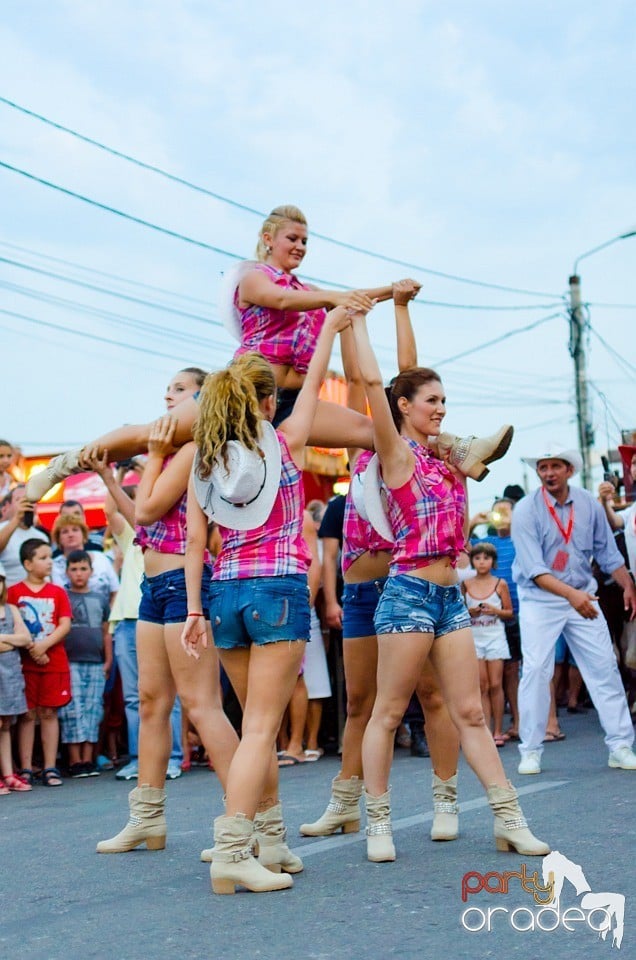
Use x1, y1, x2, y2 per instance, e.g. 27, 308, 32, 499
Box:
2, 709, 634, 960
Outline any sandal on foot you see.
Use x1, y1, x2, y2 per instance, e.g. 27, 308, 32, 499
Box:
493, 736, 507, 748
277, 753, 304, 767
4, 772, 33, 792
41, 767, 63, 787
18, 768, 35, 786
0, 779, 9, 796
543, 731, 566, 742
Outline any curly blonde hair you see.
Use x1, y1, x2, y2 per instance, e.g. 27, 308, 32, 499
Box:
194, 353, 277, 478
255, 205, 307, 262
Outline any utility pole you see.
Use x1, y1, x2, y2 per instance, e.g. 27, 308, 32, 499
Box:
570, 229, 636, 492
568, 274, 593, 490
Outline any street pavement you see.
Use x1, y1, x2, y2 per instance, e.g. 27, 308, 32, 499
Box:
2, 709, 634, 960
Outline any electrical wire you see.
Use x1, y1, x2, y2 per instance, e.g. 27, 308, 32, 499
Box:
589, 325, 636, 378
0, 255, 225, 328
432, 312, 563, 366
0, 279, 232, 354
0, 239, 215, 308
0, 307, 214, 364
0, 95, 562, 298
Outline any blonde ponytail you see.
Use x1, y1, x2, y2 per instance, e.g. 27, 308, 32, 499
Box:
194, 353, 277, 476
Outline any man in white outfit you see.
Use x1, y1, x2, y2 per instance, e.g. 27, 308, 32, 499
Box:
511, 444, 636, 775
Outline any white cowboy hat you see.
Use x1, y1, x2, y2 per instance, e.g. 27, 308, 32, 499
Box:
522, 443, 583, 476
349, 469, 369, 522
217, 260, 258, 342
361, 455, 394, 542
191, 421, 282, 530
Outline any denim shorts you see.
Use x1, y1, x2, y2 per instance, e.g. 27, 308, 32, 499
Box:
208, 574, 310, 649
374, 573, 471, 639
139, 566, 211, 625
342, 578, 387, 639
273, 388, 300, 427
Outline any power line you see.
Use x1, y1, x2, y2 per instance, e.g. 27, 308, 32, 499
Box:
433, 312, 563, 366
0, 307, 208, 363
589, 324, 636, 378
0, 95, 562, 299
0, 161, 244, 260
0, 279, 231, 354
0, 254, 225, 327
419, 299, 563, 312
0, 239, 215, 308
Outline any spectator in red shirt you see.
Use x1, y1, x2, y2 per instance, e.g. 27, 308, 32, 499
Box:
8, 540, 71, 787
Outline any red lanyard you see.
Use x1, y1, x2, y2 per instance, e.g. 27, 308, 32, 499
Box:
542, 488, 574, 544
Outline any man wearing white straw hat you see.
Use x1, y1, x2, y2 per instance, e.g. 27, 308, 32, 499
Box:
511, 443, 636, 774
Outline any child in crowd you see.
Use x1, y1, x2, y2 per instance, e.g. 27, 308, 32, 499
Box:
7, 540, 72, 786
0, 440, 15, 500
0, 560, 33, 793
462, 543, 513, 747
58, 550, 112, 777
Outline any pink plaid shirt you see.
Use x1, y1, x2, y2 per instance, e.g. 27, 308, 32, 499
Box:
342, 451, 393, 574
233, 263, 327, 375
213, 431, 312, 580
381, 439, 466, 575
135, 455, 188, 556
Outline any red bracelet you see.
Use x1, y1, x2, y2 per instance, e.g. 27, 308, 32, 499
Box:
188, 612, 205, 618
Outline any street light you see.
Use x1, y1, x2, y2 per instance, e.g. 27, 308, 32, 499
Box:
569, 228, 636, 491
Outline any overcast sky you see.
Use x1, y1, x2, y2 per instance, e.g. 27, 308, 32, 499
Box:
1, 1, 634, 507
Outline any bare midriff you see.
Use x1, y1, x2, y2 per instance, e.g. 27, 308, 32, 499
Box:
273, 363, 305, 390
404, 556, 458, 586
344, 550, 392, 584
143, 548, 186, 577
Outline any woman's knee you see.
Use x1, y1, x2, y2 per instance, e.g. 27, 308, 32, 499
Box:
370, 701, 408, 733
139, 689, 173, 722
346, 689, 375, 723
453, 700, 485, 728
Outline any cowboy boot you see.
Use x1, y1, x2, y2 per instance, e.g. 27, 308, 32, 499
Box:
210, 814, 293, 894
365, 788, 396, 862
96, 785, 166, 853
25, 448, 84, 502
487, 782, 550, 855
254, 802, 303, 873
299, 776, 362, 836
435, 425, 514, 481
431, 773, 459, 841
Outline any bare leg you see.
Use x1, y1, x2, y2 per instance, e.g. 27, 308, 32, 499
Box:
305, 699, 324, 752
567, 665, 584, 709
39, 708, 61, 771
164, 621, 238, 789
305, 401, 374, 450
80, 397, 200, 462
0, 723, 14, 777
282, 675, 308, 761
546, 679, 562, 736
504, 659, 520, 735
362, 632, 433, 795
137, 621, 177, 789
429, 628, 509, 790
478, 660, 491, 730
486, 659, 505, 739
415, 660, 460, 781
18, 712, 36, 771
219, 642, 306, 818
340, 634, 378, 779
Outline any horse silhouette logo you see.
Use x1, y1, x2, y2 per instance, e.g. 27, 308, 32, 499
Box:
542, 851, 625, 949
